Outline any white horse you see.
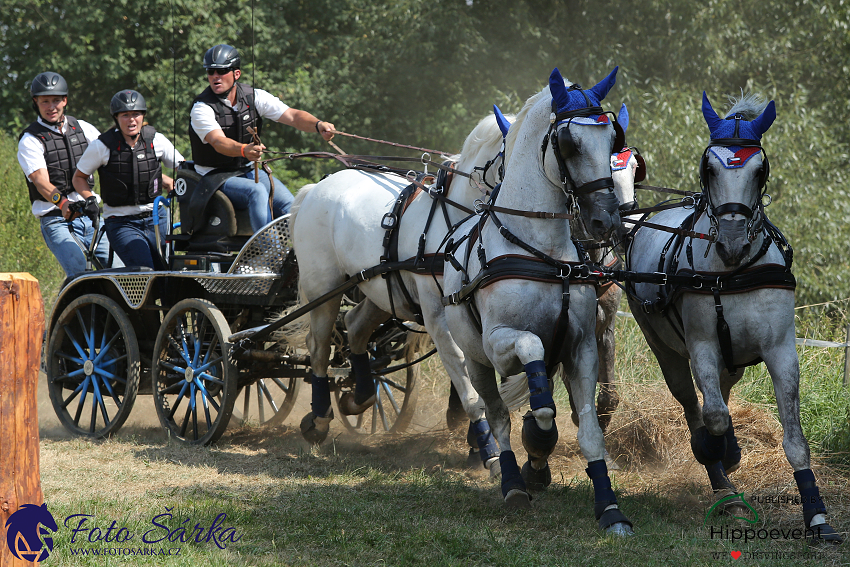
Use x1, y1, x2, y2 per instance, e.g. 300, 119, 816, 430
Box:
442, 67, 633, 536
290, 111, 513, 472
625, 92, 841, 543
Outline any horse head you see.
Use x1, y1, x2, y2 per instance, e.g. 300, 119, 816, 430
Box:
701, 92, 775, 266
610, 103, 645, 249
544, 67, 622, 242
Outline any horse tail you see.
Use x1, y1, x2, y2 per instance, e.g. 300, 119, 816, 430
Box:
499, 373, 530, 411
289, 182, 316, 233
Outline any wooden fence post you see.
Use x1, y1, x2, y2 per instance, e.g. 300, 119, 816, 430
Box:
844, 324, 850, 388
0, 274, 45, 567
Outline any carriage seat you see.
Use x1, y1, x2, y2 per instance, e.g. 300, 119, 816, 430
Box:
172, 162, 253, 253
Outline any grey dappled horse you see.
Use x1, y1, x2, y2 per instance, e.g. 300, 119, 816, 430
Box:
626, 92, 842, 543
443, 68, 633, 536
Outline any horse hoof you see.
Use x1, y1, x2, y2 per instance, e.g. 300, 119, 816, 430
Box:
504, 488, 532, 509
466, 448, 482, 468
606, 522, 634, 537
338, 392, 375, 416
299, 411, 333, 444
809, 522, 844, 545
485, 457, 501, 479
570, 411, 579, 428
446, 407, 467, 431
521, 460, 552, 492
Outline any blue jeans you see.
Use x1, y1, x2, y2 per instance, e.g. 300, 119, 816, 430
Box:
219, 168, 294, 232
104, 214, 168, 271
40, 214, 120, 277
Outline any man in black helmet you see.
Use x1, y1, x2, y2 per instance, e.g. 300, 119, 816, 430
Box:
17, 72, 119, 276
189, 44, 335, 232
71, 90, 184, 271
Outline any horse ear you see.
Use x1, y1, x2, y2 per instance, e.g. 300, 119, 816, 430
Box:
617, 103, 629, 133
702, 91, 724, 135
549, 68, 569, 110
751, 100, 776, 138
587, 66, 618, 103
493, 104, 511, 137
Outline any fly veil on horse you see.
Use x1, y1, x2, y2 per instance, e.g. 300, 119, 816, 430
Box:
290, 110, 513, 470
625, 92, 841, 543
442, 68, 634, 535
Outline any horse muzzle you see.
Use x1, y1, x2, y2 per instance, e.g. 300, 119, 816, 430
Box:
714, 218, 751, 267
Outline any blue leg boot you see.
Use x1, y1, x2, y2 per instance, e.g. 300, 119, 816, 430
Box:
338, 352, 377, 416
586, 459, 633, 536
794, 469, 842, 544
500, 451, 531, 509
300, 374, 333, 444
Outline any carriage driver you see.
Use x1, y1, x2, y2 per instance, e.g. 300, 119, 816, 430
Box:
17, 72, 119, 277
71, 90, 184, 271
189, 44, 336, 232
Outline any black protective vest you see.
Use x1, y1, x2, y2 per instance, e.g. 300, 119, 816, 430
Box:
188, 83, 263, 169
20, 115, 93, 203
97, 125, 163, 207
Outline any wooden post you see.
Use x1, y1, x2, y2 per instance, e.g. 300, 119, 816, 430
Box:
0, 274, 45, 567
844, 324, 850, 388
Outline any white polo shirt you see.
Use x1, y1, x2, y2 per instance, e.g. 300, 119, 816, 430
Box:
18, 116, 101, 217
75, 130, 185, 219
189, 86, 289, 176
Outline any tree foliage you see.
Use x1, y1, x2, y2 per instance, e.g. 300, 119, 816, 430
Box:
1, 0, 848, 306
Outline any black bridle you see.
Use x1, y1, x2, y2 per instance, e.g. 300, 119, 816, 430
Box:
700, 115, 771, 243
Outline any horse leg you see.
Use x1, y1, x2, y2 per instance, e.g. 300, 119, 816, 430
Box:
446, 381, 467, 431
487, 328, 558, 485
718, 371, 742, 474
564, 338, 633, 536
763, 346, 842, 543
417, 291, 491, 469
299, 298, 342, 444
466, 356, 529, 508
594, 286, 621, 432
337, 298, 390, 416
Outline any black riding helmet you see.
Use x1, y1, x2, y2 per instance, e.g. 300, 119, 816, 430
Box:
203, 44, 241, 70
110, 90, 147, 116
31, 72, 69, 97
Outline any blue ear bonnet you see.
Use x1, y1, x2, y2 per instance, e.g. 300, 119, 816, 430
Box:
493, 104, 511, 138
617, 103, 629, 133
549, 66, 618, 117
702, 91, 776, 142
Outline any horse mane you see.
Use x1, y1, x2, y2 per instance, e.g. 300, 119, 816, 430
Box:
504, 77, 574, 163
724, 91, 768, 120
451, 113, 513, 165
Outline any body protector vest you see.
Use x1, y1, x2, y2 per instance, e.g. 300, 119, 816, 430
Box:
188, 83, 263, 169
97, 125, 163, 207
20, 115, 93, 203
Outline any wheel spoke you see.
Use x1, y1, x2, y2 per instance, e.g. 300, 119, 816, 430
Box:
55, 350, 85, 366
179, 393, 193, 438
167, 382, 189, 421
242, 384, 251, 423
98, 373, 122, 407
380, 380, 403, 416
90, 375, 111, 428
63, 324, 90, 361
159, 359, 187, 374
376, 388, 390, 432
52, 367, 87, 383
169, 333, 192, 366
195, 356, 223, 374
72, 377, 91, 424
197, 372, 224, 386
258, 380, 280, 414
92, 329, 123, 365
159, 380, 186, 396
93, 367, 126, 383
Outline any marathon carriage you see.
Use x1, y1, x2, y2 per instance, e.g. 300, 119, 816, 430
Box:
44, 162, 424, 445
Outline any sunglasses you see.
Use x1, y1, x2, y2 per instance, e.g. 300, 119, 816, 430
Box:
206, 68, 233, 76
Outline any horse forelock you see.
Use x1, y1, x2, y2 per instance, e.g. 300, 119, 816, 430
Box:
723, 91, 768, 121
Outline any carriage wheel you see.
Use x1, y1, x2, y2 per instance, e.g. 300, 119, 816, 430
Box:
333, 327, 420, 435
233, 363, 302, 428
47, 294, 140, 438
152, 299, 237, 445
